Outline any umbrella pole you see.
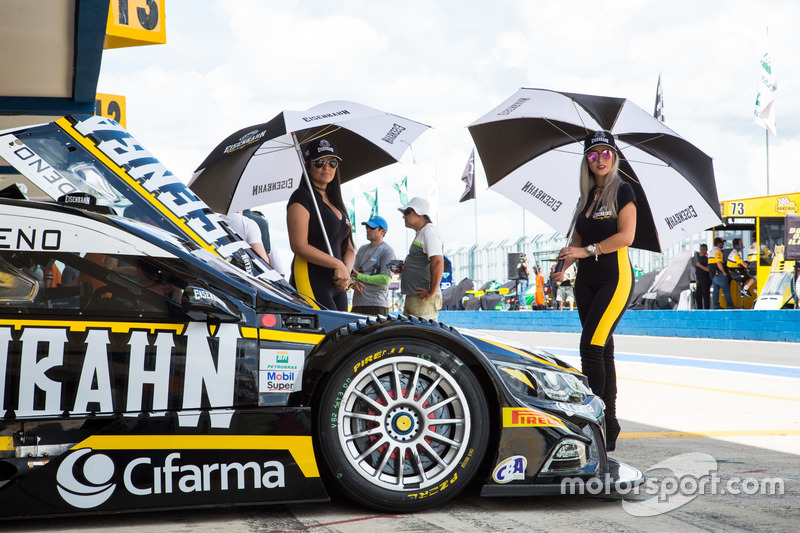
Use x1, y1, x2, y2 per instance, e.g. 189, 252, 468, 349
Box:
292, 132, 334, 256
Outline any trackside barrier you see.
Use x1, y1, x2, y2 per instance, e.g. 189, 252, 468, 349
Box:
438, 310, 800, 342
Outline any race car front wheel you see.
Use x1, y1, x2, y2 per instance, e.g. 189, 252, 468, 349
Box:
316, 340, 489, 512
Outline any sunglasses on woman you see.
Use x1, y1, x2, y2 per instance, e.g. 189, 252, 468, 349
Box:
586, 150, 613, 164
313, 159, 339, 169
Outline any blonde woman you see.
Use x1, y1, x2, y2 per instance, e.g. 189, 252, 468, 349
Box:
550, 130, 636, 451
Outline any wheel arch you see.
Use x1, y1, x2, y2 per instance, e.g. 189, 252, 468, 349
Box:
302, 315, 503, 475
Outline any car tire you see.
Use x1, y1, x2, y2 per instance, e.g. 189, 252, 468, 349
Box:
316, 339, 489, 512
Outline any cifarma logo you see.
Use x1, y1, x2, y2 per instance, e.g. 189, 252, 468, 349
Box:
56, 449, 116, 509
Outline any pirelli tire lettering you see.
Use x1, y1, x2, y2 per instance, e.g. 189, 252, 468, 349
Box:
316, 340, 489, 512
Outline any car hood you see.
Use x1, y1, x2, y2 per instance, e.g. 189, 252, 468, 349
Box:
460, 328, 580, 374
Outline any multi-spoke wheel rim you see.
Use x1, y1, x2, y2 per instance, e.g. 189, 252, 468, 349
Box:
337, 355, 471, 491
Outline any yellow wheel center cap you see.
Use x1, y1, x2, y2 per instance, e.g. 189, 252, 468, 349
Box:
395, 414, 413, 432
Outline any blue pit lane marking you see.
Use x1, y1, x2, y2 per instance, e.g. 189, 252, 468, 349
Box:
542, 347, 800, 380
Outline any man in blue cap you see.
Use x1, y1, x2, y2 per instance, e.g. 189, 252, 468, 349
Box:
350, 215, 396, 316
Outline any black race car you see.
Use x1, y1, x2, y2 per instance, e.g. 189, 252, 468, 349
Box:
0, 116, 642, 519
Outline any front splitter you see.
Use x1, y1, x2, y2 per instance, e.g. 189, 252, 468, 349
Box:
480, 458, 644, 497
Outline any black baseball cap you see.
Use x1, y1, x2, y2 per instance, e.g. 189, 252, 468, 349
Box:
584, 130, 618, 153
303, 138, 341, 162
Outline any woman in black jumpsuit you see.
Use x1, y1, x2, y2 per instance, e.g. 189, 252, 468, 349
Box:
551, 131, 636, 451
287, 139, 355, 311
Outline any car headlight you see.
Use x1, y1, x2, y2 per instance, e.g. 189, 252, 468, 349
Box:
497, 364, 590, 403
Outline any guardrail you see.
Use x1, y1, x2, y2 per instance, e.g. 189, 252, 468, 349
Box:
438, 309, 800, 342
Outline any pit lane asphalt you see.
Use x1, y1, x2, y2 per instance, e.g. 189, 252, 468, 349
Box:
10, 332, 800, 532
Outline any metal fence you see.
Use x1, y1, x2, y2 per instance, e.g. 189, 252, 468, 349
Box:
446, 230, 715, 287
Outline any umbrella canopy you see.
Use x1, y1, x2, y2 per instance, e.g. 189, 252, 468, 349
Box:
468, 88, 722, 252
189, 100, 430, 215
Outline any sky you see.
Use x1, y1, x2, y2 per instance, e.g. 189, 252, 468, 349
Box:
97, 0, 800, 266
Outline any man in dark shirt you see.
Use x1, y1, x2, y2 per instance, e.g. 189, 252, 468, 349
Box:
516, 255, 530, 310
694, 243, 711, 309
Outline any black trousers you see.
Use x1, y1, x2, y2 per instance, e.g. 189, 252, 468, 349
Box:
695, 278, 711, 309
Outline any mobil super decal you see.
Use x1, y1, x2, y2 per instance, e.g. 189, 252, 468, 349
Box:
0, 322, 258, 428
259, 349, 304, 392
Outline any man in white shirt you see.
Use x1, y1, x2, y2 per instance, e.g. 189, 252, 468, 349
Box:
222, 212, 271, 265
397, 197, 443, 320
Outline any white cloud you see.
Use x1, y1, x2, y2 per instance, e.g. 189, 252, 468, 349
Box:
97, 0, 800, 275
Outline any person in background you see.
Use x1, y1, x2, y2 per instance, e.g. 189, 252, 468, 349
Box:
516, 255, 530, 310
532, 265, 546, 309
287, 138, 354, 311
396, 197, 443, 320
557, 262, 577, 310
727, 237, 756, 300
350, 216, 395, 316
222, 212, 271, 266
243, 209, 272, 265
709, 236, 733, 309
747, 231, 772, 291
43, 262, 62, 289
694, 243, 711, 309
550, 130, 636, 452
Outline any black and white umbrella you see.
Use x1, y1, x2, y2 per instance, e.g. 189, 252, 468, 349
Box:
189, 100, 429, 215
468, 88, 722, 252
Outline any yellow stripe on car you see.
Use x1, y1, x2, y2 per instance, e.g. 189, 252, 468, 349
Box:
241, 327, 324, 345
478, 337, 572, 371
56, 117, 220, 257
0, 319, 185, 334
72, 435, 319, 478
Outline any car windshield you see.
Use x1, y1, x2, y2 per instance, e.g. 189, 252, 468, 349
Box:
2, 119, 310, 308
1, 125, 176, 230
114, 217, 309, 307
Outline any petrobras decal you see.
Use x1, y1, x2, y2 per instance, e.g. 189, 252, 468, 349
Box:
56, 448, 285, 509
0, 205, 175, 257
259, 348, 304, 393
492, 455, 527, 484
0, 322, 257, 428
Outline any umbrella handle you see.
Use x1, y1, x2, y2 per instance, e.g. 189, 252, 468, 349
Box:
554, 225, 576, 273
292, 132, 334, 257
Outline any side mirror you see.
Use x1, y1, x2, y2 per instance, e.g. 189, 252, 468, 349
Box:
182, 286, 242, 322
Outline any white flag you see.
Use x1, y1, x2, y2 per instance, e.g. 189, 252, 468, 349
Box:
754, 50, 777, 135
